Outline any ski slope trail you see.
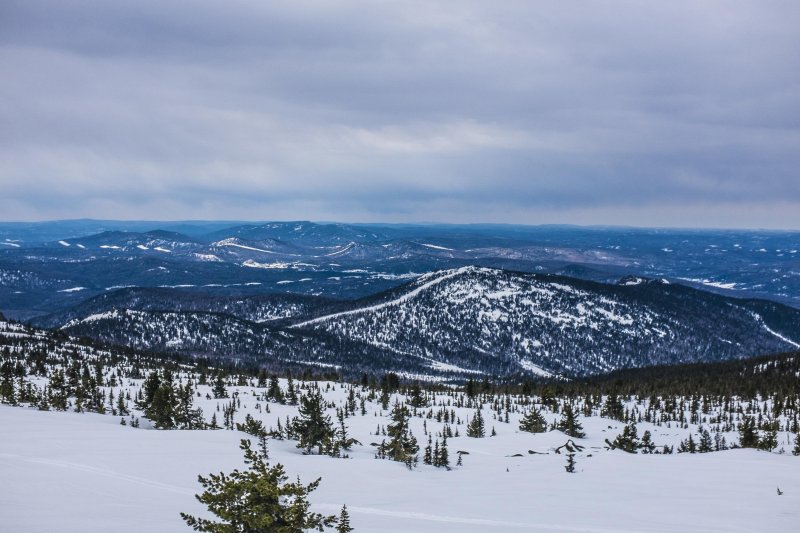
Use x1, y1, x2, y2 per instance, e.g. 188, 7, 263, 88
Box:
292, 266, 474, 327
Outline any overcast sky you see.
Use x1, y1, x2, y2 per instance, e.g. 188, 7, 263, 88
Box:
1, 1, 799, 228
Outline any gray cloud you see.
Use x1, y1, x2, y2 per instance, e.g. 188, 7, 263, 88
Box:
1, 1, 799, 228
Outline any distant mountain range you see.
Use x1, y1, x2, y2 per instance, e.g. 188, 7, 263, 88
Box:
2, 220, 799, 324
27, 266, 800, 379
3, 220, 800, 379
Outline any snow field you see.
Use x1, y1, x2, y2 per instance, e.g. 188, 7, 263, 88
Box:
2, 376, 800, 532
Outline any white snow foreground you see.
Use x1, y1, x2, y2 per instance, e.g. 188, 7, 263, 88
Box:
2, 397, 799, 532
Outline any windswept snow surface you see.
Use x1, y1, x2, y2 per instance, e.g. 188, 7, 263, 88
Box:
2, 387, 800, 533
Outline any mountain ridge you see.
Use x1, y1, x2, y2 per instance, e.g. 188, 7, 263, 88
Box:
36, 266, 800, 379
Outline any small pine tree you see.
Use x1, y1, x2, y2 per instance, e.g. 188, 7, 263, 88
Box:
236, 414, 268, 438
423, 436, 433, 465
382, 402, 418, 467
437, 435, 450, 469
466, 409, 485, 438
180, 439, 337, 532
640, 430, 656, 454
738, 417, 759, 448
565, 452, 576, 473
698, 427, 713, 453
519, 408, 548, 433
759, 422, 778, 452
212, 375, 228, 399
678, 433, 697, 454
293, 389, 335, 455
336, 505, 354, 533
267, 375, 284, 404
556, 404, 585, 439
792, 433, 800, 457
608, 422, 640, 453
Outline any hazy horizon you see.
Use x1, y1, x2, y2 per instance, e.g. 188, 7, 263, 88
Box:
2, 217, 800, 233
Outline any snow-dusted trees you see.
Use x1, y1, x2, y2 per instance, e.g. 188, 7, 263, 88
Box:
336, 505, 354, 533
519, 407, 547, 433
607, 422, 641, 453
211, 375, 228, 399
556, 403, 585, 438
1, 360, 17, 404
137, 370, 204, 429
292, 388, 335, 455
181, 439, 339, 532
466, 408, 485, 438
377, 402, 418, 467
738, 417, 759, 448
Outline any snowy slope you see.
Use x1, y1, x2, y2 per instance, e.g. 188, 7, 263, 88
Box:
2, 389, 800, 533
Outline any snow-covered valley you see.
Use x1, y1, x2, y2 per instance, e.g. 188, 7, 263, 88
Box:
3, 376, 800, 532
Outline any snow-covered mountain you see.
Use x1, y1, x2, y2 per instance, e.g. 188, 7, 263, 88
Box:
41, 267, 800, 379
4, 221, 800, 322
291, 266, 800, 377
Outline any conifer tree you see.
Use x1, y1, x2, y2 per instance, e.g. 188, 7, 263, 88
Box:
519, 408, 548, 433
291, 389, 335, 455
607, 422, 640, 453
466, 409, 485, 438
336, 505, 353, 533
212, 375, 228, 399
423, 436, 432, 465
332, 410, 360, 456
698, 427, 713, 453
678, 433, 697, 453
601, 394, 625, 421
759, 422, 778, 451
407, 384, 426, 408
48, 369, 68, 411
147, 380, 177, 429
640, 430, 656, 454
565, 452, 576, 473
175, 381, 205, 429
382, 402, 418, 467
138, 371, 162, 410
286, 374, 298, 405
236, 414, 268, 439
556, 404, 585, 439
438, 435, 450, 469
738, 417, 759, 448
116, 393, 128, 416
267, 375, 284, 404
180, 439, 337, 532
0, 361, 17, 405
792, 433, 800, 457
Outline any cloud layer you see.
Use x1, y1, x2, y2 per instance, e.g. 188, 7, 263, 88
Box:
2, 1, 799, 227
